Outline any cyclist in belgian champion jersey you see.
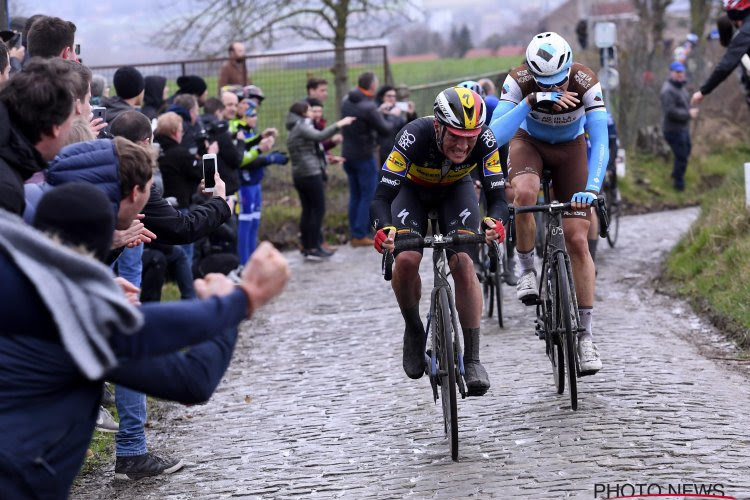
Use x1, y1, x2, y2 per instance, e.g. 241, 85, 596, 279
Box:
489, 32, 609, 375
369, 87, 508, 396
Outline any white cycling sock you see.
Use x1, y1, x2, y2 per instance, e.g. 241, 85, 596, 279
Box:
578, 307, 593, 338
517, 249, 535, 274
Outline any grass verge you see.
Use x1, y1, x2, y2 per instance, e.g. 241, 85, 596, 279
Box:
623, 142, 750, 349
660, 146, 750, 349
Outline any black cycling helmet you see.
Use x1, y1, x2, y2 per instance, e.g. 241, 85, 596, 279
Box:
433, 87, 486, 137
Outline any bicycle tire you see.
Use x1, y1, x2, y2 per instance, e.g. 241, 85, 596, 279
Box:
493, 267, 503, 328
555, 253, 578, 410
434, 287, 459, 461
544, 260, 564, 394
605, 186, 620, 248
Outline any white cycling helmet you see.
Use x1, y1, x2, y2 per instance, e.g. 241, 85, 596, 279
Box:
525, 32, 574, 86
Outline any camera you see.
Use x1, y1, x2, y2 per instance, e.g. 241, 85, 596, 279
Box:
195, 121, 229, 156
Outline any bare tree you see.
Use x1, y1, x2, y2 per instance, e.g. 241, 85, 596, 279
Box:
159, 0, 417, 111
690, 0, 713, 38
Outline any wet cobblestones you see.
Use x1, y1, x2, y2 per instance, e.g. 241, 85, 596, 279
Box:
73, 207, 750, 499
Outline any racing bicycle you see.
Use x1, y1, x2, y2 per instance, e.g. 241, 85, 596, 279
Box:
383, 227, 486, 461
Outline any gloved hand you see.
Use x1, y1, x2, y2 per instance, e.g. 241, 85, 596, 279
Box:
374, 226, 396, 253
534, 91, 564, 105
265, 151, 289, 166
571, 191, 596, 208
481, 217, 506, 244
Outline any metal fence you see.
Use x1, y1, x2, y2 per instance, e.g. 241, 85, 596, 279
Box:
90, 46, 389, 144
406, 70, 509, 117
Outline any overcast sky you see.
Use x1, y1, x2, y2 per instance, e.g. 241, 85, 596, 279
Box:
12, 0, 563, 66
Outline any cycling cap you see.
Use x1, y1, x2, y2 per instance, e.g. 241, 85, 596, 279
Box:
457, 80, 486, 98
525, 32, 574, 86
433, 87, 486, 137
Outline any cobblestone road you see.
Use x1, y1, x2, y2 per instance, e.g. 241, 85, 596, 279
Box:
73, 207, 750, 500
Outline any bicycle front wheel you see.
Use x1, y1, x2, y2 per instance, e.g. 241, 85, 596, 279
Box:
544, 260, 564, 394
434, 287, 459, 461
493, 267, 503, 328
555, 253, 578, 410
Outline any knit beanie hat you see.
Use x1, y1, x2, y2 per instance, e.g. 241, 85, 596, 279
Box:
113, 66, 145, 99
176, 75, 208, 97
33, 183, 115, 263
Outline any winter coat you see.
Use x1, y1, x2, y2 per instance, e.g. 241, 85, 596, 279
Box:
46, 139, 122, 214
340, 87, 395, 161
101, 96, 135, 124
201, 113, 243, 195
0, 102, 49, 215
154, 134, 203, 209
285, 112, 340, 179
142, 76, 167, 120
0, 216, 248, 499
660, 79, 692, 134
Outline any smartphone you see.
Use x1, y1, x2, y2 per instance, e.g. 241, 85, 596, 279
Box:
91, 106, 106, 121
202, 154, 217, 193
395, 101, 409, 112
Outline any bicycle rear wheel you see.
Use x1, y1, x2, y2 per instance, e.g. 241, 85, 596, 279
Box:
605, 184, 620, 248
555, 253, 578, 410
434, 287, 459, 461
544, 259, 564, 394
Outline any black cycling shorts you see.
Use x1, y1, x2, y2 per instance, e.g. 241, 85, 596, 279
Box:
390, 176, 481, 259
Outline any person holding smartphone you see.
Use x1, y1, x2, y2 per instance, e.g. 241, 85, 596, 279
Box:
375, 85, 407, 166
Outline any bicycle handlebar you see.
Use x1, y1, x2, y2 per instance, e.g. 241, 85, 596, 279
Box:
381, 232, 488, 281
509, 196, 610, 239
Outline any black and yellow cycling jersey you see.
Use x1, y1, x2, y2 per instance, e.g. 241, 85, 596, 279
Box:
370, 117, 508, 231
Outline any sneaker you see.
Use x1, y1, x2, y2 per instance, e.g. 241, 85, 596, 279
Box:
403, 326, 427, 379
577, 338, 602, 375
115, 452, 184, 481
303, 248, 331, 262
321, 242, 338, 253
95, 406, 119, 433
464, 361, 490, 396
316, 246, 335, 258
350, 237, 374, 247
503, 256, 519, 286
101, 385, 115, 407
516, 270, 538, 303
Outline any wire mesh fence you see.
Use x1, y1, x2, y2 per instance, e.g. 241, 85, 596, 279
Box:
90, 46, 389, 146
405, 70, 509, 117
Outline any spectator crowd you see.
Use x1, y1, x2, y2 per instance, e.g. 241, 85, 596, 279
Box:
0, 12, 417, 499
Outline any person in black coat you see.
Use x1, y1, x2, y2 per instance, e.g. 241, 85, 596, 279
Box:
141, 75, 167, 120
340, 72, 397, 246
0, 58, 81, 215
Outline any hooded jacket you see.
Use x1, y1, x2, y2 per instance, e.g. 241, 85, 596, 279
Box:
285, 112, 340, 179
340, 87, 394, 161
46, 140, 122, 215
0, 102, 49, 215
101, 95, 136, 124
142, 76, 167, 120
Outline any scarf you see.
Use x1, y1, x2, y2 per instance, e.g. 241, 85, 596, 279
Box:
0, 210, 143, 379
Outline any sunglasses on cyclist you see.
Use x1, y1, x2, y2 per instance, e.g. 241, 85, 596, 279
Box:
534, 69, 570, 90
